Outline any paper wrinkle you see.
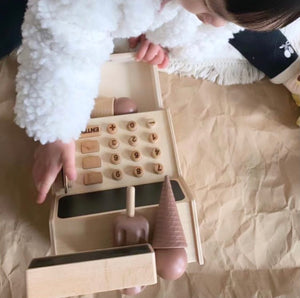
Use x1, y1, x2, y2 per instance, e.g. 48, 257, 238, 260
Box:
2, 55, 300, 298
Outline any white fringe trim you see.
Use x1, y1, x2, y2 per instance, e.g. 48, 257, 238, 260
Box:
162, 58, 265, 85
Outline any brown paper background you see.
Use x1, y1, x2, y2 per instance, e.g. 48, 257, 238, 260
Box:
1, 53, 300, 298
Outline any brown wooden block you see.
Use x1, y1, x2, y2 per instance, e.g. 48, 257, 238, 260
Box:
151, 147, 161, 158
153, 163, 164, 174
109, 138, 120, 149
107, 123, 118, 134
83, 172, 103, 185
112, 169, 123, 180
131, 150, 142, 162
133, 166, 144, 177
111, 153, 121, 165
128, 135, 138, 146
148, 132, 158, 143
127, 121, 137, 131
80, 125, 101, 138
82, 156, 101, 169
81, 140, 99, 154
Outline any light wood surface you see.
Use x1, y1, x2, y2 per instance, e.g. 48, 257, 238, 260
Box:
27, 244, 157, 298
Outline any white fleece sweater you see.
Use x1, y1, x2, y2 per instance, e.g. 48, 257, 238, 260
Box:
15, 0, 239, 144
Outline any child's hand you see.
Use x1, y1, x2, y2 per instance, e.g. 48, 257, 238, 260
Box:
129, 35, 169, 69
32, 140, 77, 204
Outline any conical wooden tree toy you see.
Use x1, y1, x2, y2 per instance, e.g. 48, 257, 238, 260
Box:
152, 176, 187, 280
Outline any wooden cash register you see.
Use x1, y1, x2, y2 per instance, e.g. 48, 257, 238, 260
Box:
26, 53, 203, 298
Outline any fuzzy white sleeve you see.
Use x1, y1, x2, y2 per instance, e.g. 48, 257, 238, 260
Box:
15, 0, 115, 144
146, 8, 241, 63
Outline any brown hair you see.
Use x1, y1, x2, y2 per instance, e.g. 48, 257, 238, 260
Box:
220, 0, 300, 30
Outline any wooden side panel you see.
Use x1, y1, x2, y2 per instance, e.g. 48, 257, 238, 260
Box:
27, 245, 156, 298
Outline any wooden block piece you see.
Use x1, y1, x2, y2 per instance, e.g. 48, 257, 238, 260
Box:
151, 147, 161, 158
111, 153, 121, 165
131, 150, 142, 162
127, 121, 137, 131
112, 169, 123, 180
148, 132, 158, 143
133, 166, 144, 177
128, 135, 138, 146
153, 163, 164, 174
109, 138, 120, 149
107, 123, 118, 134
146, 118, 156, 128
83, 172, 103, 185
80, 125, 101, 138
81, 140, 99, 154
82, 156, 101, 169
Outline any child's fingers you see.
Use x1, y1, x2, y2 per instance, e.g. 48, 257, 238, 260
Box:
158, 54, 169, 69
62, 149, 77, 181
136, 39, 150, 61
143, 44, 161, 62
129, 37, 140, 49
149, 50, 165, 65
36, 165, 61, 204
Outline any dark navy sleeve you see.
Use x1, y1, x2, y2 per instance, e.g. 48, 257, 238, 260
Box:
229, 30, 298, 79
0, 0, 28, 59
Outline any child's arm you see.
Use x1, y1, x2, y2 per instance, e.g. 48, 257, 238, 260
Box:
229, 29, 300, 90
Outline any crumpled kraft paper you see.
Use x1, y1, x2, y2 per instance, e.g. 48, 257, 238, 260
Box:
1, 53, 300, 298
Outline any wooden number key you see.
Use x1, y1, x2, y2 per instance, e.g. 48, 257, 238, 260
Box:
127, 121, 137, 131
111, 153, 121, 165
84, 172, 103, 185
131, 150, 141, 162
151, 147, 161, 158
146, 118, 156, 128
149, 132, 158, 143
128, 135, 138, 146
153, 163, 164, 174
107, 123, 118, 134
81, 140, 99, 154
109, 138, 119, 149
133, 166, 144, 177
112, 169, 123, 180
82, 156, 101, 169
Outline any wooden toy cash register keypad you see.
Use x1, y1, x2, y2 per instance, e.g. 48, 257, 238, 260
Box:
69, 110, 178, 194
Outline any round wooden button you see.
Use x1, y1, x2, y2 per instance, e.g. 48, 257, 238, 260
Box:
153, 163, 164, 174
128, 135, 138, 146
131, 150, 142, 161
133, 166, 144, 177
109, 138, 119, 149
112, 169, 123, 180
149, 132, 158, 143
127, 121, 137, 131
111, 153, 121, 164
107, 123, 118, 134
146, 118, 156, 128
151, 147, 161, 158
